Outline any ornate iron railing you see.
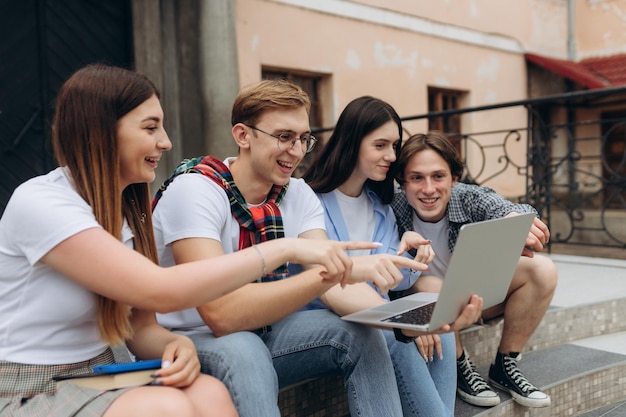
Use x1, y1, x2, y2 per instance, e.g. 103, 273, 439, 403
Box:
313, 87, 626, 251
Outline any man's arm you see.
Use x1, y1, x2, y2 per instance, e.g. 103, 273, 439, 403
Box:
172, 237, 336, 336
321, 283, 386, 316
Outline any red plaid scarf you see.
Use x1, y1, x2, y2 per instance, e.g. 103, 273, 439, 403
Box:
153, 155, 289, 282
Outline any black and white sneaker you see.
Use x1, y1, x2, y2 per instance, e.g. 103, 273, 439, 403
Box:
488, 351, 551, 408
456, 350, 501, 407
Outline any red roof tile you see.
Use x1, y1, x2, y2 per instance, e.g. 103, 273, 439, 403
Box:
525, 53, 608, 89
580, 54, 626, 86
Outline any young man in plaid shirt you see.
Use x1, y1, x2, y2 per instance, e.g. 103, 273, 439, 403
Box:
392, 132, 557, 409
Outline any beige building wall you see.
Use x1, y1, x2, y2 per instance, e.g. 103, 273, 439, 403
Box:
232, 0, 626, 125
576, 0, 626, 58
235, 0, 528, 116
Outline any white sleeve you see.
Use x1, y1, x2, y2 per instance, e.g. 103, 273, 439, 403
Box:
152, 173, 231, 245
5, 179, 101, 265
286, 178, 326, 235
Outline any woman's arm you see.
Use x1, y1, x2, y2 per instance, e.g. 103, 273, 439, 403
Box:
41, 228, 381, 313
175, 234, 338, 336
126, 309, 200, 387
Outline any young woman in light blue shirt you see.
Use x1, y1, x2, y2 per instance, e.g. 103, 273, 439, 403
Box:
303, 96, 458, 417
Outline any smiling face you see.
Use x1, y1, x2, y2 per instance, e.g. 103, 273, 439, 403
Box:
245, 106, 310, 186
402, 148, 457, 222
117, 95, 171, 189
341, 120, 399, 195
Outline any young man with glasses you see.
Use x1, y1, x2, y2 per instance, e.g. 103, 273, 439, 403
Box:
150, 80, 483, 417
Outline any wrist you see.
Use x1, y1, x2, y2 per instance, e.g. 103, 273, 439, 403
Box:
393, 327, 416, 343
283, 238, 300, 263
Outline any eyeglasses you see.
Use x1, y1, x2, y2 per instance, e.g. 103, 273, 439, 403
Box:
245, 125, 318, 154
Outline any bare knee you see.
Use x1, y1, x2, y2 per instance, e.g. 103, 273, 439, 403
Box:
515, 255, 557, 295
104, 386, 197, 417
529, 255, 558, 294
184, 374, 238, 417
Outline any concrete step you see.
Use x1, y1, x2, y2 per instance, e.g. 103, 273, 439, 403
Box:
279, 327, 626, 417
459, 297, 626, 370
577, 399, 626, 417
455, 291, 626, 417
455, 336, 626, 417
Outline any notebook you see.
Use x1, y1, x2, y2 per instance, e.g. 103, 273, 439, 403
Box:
54, 359, 162, 390
341, 213, 536, 331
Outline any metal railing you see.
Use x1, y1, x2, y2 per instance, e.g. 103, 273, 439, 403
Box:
313, 86, 626, 250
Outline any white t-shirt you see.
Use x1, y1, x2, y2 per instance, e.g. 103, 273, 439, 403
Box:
333, 189, 375, 256
152, 158, 325, 333
0, 167, 132, 364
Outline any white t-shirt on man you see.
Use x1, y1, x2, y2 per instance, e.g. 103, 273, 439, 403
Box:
152, 158, 325, 334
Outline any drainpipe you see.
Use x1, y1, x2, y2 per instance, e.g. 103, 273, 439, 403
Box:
567, 0, 577, 207
567, 0, 576, 60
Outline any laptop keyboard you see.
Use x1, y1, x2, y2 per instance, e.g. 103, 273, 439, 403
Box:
381, 302, 436, 326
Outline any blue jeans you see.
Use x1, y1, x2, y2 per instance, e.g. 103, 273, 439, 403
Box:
190, 309, 403, 417
263, 309, 403, 416
385, 330, 456, 417
188, 331, 280, 417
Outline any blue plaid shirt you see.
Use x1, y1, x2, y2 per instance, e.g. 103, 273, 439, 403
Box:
391, 182, 537, 252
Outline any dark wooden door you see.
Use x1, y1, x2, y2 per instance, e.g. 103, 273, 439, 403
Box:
0, 0, 132, 216
601, 111, 626, 209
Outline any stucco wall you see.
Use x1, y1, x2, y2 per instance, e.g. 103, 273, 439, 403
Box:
236, 1, 526, 116
576, 0, 626, 58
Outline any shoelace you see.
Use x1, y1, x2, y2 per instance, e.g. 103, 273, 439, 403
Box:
459, 357, 491, 392
502, 356, 539, 394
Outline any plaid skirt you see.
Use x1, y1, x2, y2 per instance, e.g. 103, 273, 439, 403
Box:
0, 348, 129, 417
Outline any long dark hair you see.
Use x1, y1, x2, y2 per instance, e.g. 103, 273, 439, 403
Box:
52, 63, 160, 344
303, 96, 402, 204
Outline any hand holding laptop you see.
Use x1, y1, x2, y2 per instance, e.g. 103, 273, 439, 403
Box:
505, 212, 550, 256
399, 294, 484, 338
342, 214, 536, 332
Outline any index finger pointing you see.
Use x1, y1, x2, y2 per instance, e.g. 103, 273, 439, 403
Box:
344, 241, 382, 251
391, 256, 428, 271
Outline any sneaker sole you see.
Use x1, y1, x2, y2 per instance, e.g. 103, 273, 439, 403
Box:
489, 379, 551, 408
456, 388, 501, 407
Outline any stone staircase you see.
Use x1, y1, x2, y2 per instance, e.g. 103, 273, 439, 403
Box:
279, 254, 626, 417
454, 297, 626, 417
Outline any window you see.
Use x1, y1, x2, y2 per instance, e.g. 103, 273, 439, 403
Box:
601, 110, 626, 208
262, 70, 322, 131
427, 87, 465, 135
427, 87, 474, 182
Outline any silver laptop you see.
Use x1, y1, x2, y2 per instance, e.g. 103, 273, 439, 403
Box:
341, 213, 536, 331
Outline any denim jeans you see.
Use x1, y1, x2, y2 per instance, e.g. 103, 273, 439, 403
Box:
189, 309, 404, 417
188, 331, 280, 417
263, 309, 403, 416
384, 330, 456, 417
